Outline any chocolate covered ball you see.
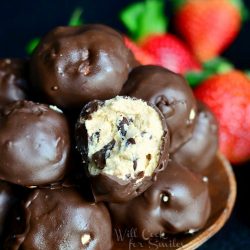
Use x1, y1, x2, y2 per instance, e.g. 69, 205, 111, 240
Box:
76, 96, 169, 202
30, 24, 134, 109
4, 187, 113, 250
121, 65, 197, 152
173, 102, 218, 172
109, 160, 211, 237
0, 100, 70, 186
0, 59, 28, 111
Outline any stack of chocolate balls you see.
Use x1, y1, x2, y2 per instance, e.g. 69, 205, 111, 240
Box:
0, 24, 218, 249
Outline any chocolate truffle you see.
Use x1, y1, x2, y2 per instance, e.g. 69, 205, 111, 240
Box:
121, 65, 197, 152
0, 100, 70, 186
76, 96, 169, 202
4, 187, 113, 250
30, 24, 134, 109
109, 160, 211, 237
173, 102, 218, 172
0, 59, 28, 111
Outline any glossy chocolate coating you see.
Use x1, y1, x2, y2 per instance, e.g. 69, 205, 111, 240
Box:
30, 24, 134, 109
173, 102, 218, 172
0, 59, 28, 111
109, 160, 211, 237
4, 187, 113, 250
121, 65, 197, 152
75, 97, 170, 202
0, 100, 70, 186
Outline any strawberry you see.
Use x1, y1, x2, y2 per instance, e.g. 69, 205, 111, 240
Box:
120, 0, 201, 74
140, 33, 201, 74
174, 0, 246, 62
194, 71, 250, 163
124, 36, 157, 65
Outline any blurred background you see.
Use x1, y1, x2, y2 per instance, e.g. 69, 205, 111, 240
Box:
0, 0, 250, 249
0, 0, 250, 69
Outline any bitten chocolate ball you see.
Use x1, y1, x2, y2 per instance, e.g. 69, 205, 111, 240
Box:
109, 160, 211, 237
0, 100, 70, 186
76, 96, 169, 202
173, 102, 218, 172
4, 187, 113, 250
121, 65, 197, 152
0, 59, 28, 111
30, 24, 134, 109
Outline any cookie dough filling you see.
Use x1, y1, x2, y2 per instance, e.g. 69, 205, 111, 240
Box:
84, 96, 164, 181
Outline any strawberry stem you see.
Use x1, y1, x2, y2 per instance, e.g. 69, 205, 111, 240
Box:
120, 0, 168, 42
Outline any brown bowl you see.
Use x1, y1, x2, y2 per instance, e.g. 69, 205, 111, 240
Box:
112, 152, 237, 250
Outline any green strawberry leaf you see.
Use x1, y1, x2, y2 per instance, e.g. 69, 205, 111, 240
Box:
68, 8, 83, 26
26, 38, 41, 55
186, 57, 234, 87
120, 0, 167, 41
203, 57, 234, 73
230, 0, 249, 21
120, 2, 145, 37
244, 70, 250, 79
185, 71, 211, 88
26, 7, 83, 55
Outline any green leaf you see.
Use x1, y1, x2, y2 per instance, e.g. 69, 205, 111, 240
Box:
245, 70, 250, 79
120, 0, 167, 41
26, 37, 41, 55
138, 0, 167, 40
185, 57, 234, 87
68, 8, 83, 26
203, 57, 234, 73
230, 0, 249, 21
120, 2, 145, 38
185, 71, 211, 87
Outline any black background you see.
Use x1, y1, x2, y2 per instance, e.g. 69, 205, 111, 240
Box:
0, 0, 250, 69
1, 0, 250, 249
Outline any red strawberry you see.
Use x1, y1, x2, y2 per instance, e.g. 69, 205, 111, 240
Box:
194, 71, 250, 163
124, 36, 157, 65
120, 0, 201, 74
174, 0, 244, 62
140, 34, 201, 74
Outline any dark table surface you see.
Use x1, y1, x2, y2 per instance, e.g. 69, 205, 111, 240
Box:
1, 0, 250, 249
